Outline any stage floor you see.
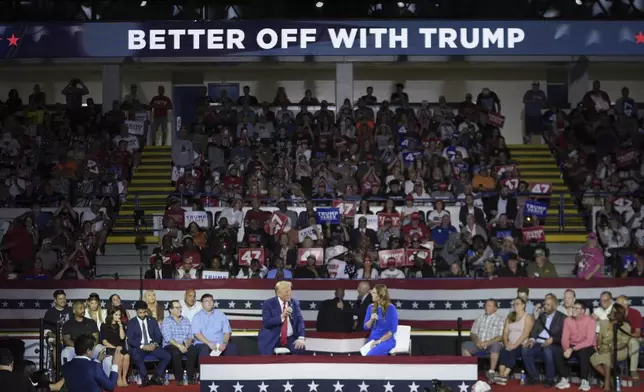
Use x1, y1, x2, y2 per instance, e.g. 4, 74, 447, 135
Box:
117, 379, 644, 392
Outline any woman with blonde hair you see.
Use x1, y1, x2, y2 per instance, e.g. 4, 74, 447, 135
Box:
363, 284, 398, 356
85, 293, 107, 329
143, 289, 165, 323
493, 297, 534, 385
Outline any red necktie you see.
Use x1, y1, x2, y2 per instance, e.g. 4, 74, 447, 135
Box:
280, 302, 288, 346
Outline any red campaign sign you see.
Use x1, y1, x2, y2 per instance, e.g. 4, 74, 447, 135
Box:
377, 249, 406, 269
332, 200, 357, 217
500, 178, 519, 190
297, 248, 324, 266
238, 248, 266, 266
404, 248, 433, 266
487, 113, 506, 128
617, 149, 638, 167
529, 182, 552, 195
521, 226, 546, 243
377, 212, 401, 228
266, 212, 289, 236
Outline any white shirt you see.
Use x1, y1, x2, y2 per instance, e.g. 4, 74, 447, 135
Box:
593, 303, 614, 333
220, 208, 244, 228
176, 268, 198, 279
155, 269, 163, 279
277, 298, 293, 337
179, 300, 202, 322
355, 268, 379, 279
380, 268, 406, 279
137, 317, 153, 348
84, 308, 107, 330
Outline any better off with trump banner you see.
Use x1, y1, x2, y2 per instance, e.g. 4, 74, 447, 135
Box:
0, 279, 642, 331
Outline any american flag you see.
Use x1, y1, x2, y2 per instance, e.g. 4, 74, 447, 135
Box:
199, 356, 477, 392
0, 280, 641, 330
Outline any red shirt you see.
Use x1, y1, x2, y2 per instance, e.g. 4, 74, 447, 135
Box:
149, 248, 181, 266
1, 225, 34, 262
626, 307, 642, 335
164, 207, 185, 228
150, 95, 172, 118
182, 249, 201, 269
244, 209, 271, 227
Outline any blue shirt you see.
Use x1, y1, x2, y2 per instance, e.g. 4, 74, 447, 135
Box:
161, 315, 191, 347
266, 268, 293, 279
431, 226, 457, 246
364, 303, 398, 341
190, 309, 231, 345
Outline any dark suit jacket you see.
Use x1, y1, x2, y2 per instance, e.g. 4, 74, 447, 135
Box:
144, 267, 172, 279
484, 196, 518, 222
350, 228, 378, 249
0, 369, 35, 392
353, 294, 373, 332
257, 296, 305, 355
459, 205, 487, 228
316, 298, 353, 333
126, 316, 163, 348
62, 357, 117, 392
530, 310, 565, 345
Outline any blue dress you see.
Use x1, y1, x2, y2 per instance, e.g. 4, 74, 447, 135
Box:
363, 303, 398, 356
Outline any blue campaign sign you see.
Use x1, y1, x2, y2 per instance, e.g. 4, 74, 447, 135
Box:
316, 208, 341, 224
524, 200, 548, 219
402, 152, 415, 166
1, 21, 644, 59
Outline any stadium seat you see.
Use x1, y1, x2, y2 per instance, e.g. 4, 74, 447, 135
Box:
390, 325, 412, 355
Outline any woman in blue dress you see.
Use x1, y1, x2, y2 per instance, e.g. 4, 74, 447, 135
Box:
363, 284, 398, 356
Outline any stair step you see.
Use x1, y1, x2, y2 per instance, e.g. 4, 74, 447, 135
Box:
517, 169, 561, 175
106, 235, 159, 244
138, 164, 171, 170
141, 157, 172, 164
511, 150, 552, 157
131, 172, 172, 178
521, 177, 564, 184
508, 144, 549, 150
131, 178, 172, 185
514, 157, 556, 163
126, 194, 169, 200
128, 185, 175, 192
544, 225, 587, 231
517, 164, 559, 170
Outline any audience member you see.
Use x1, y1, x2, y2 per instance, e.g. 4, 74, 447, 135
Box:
558, 300, 596, 391
461, 299, 505, 381
162, 300, 200, 385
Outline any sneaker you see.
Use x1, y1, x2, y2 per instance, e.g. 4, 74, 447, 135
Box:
579, 379, 591, 391
486, 371, 496, 381
494, 376, 508, 385
555, 378, 571, 389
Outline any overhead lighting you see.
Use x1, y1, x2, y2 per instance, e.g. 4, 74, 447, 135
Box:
315, 1, 324, 8
397, 2, 405, 7
140, 0, 147, 6
575, 0, 582, 5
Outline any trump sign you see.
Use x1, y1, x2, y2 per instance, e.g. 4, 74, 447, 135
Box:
524, 200, 548, 219
316, 208, 341, 224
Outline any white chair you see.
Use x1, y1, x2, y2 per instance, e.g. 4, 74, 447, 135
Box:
389, 325, 412, 356
274, 347, 291, 355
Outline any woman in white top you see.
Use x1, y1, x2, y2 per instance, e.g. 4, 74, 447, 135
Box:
85, 293, 107, 330
355, 256, 379, 279
219, 198, 244, 229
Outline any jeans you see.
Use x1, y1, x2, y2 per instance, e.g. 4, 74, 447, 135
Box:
521, 343, 563, 381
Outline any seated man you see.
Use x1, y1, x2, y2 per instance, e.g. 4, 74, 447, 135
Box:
521, 294, 565, 387
61, 301, 99, 364
461, 299, 504, 380
126, 301, 171, 387
616, 295, 641, 380
557, 300, 596, 391
191, 294, 237, 356
161, 300, 200, 385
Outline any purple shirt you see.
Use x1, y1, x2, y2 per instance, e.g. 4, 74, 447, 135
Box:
577, 246, 604, 279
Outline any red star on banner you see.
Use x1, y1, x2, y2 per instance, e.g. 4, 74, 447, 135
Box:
636, 32, 644, 44
7, 34, 19, 47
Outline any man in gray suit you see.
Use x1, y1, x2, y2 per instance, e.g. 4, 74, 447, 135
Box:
521, 294, 566, 387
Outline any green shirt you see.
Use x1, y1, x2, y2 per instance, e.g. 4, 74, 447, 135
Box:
526, 262, 558, 278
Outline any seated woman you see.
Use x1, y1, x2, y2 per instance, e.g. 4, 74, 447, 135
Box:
363, 284, 398, 356
101, 308, 131, 387
494, 297, 534, 385
590, 303, 632, 392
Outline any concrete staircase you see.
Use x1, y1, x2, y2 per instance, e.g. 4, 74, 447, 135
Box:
508, 144, 585, 243
108, 145, 171, 245
95, 244, 150, 279
546, 243, 580, 277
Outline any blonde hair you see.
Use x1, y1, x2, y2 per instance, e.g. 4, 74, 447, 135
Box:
87, 295, 104, 324
372, 284, 392, 319
275, 280, 292, 294
144, 289, 157, 304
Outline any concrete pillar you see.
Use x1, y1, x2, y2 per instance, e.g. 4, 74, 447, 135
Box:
335, 62, 354, 105
101, 64, 121, 108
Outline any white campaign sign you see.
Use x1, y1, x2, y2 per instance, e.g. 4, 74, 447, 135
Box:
171, 166, 185, 182
353, 214, 379, 231
202, 270, 229, 279
135, 112, 149, 122
298, 224, 322, 243
184, 211, 209, 228
125, 120, 145, 136
152, 215, 164, 235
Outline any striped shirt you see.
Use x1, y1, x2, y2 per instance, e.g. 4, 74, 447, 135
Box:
161, 315, 191, 347
471, 311, 505, 342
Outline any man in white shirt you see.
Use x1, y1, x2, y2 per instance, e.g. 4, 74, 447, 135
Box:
592, 291, 613, 334
379, 259, 405, 279
179, 289, 203, 322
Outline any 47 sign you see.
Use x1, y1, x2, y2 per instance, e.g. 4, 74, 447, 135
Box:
238, 248, 266, 266
529, 182, 552, 195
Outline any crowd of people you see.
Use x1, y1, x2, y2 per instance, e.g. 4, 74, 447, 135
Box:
463, 288, 642, 390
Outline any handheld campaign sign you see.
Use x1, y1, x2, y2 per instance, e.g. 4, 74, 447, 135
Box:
297, 225, 322, 243
184, 211, 209, 228
297, 248, 324, 266
524, 200, 548, 219
487, 113, 505, 128
521, 226, 546, 243
202, 270, 229, 279
377, 212, 401, 228
316, 208, 341, 224
377, 249, 405, 268
268, 212, 289, 235
238, 248, 266, 266
404, 248, 433, 266
529, 182, 552, 195
125, 120, 145, 136
332, 200, 356, 217
353, 214, 378, 231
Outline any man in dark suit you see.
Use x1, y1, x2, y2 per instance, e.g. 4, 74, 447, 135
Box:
483, 185, 518, 223
62, 334, 119, 392
0, 348, 35, 392
350, 216, 378, 249
144, 256, 172, 279
353, 281, 373, 331
520, 294, 566, 387
316, 288, 354, 332
126, 300, 171, 386
257, 281, 306, 355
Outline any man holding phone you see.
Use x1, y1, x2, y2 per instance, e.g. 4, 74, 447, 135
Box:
126, 301, 171, 386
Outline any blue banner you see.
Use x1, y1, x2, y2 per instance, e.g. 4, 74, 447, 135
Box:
316, 208, 341, 224
1, 21, 644, 58
524, 200, 548, 219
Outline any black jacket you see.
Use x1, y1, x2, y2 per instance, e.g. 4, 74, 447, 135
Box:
530, 310, 566, 345
353, 294, 373, 332
459, 205, 487, 228
484, 195, 518, 222
316, 298, 354, 333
